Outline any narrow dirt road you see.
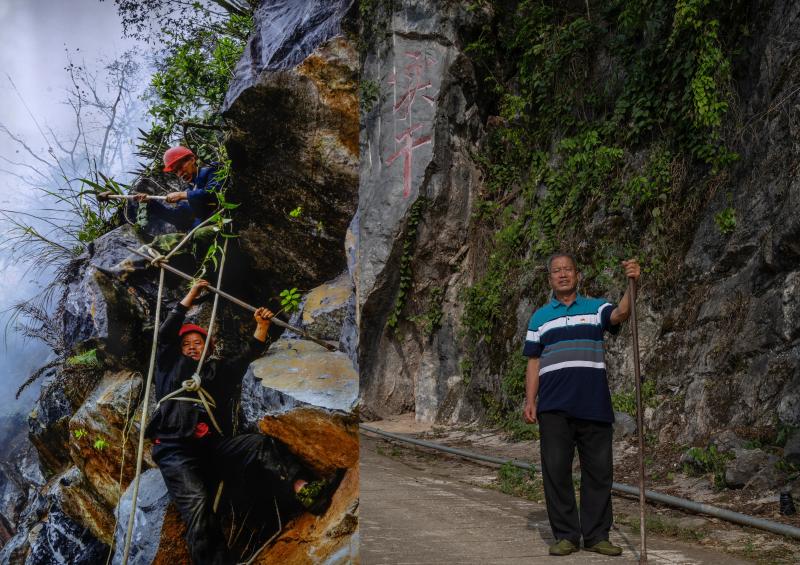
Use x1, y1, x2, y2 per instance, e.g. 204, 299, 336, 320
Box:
360, 432, 753, 564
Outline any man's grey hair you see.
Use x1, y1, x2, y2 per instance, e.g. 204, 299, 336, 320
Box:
546, 252, 578, 273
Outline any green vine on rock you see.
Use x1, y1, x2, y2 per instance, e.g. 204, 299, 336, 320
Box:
387, 198, 427, 331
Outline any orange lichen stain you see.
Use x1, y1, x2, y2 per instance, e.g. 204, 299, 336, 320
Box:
297, 37, 359, 156
152, 505, 192, 565
258, 406, 358, 477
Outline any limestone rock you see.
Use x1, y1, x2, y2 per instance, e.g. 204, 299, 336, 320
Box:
51, 467, 114, 546
223, 0, 355, 109
297, 271, 353, 342
224, 25, 359, 296
710, 429, 747, 453
0, 418, 44, 533
356, 1, 486, 421
62, 225, 151, 356
245, 339, 358, 416
744, 460, 786, 492
240, 336, 358, 562
783, 428, 800, 465
112, 468, 189, 565
613, 412, 637, 440
68, 371, 147, 510
243, 338, 358, 476
0, 476, 109, 565
28, 369, 76, 478
725, 449, 773, 489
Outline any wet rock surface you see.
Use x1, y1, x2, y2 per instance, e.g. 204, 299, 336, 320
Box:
0, 475, 110, 565
224, 24, 359, 297
224, 0, 355, 109
28, 368, 83, 478
62, 225, 151, 356
112, 468, 178, 565
68, 370, 145, 511
243, 337, 358, 477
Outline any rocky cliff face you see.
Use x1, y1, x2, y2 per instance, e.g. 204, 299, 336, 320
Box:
356, 0, 800, 453
2, 1, 359, 562
357, 1, 486, 422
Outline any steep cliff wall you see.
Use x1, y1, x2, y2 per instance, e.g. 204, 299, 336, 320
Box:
357, 0, 800, 452
0, 1, 359, 563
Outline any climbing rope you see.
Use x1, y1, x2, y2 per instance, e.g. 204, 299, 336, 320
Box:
121, 267, 165, 565
121, 221, 227, 565
154, 238, 229, 437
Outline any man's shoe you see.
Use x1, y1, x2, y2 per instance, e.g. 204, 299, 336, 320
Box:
548, 539, 579, 556
584, 540, 622, 556
296, 468, 346, 516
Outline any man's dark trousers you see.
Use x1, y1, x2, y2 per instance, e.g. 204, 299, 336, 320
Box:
152, 433, 299, 565
538, 411, 613, 547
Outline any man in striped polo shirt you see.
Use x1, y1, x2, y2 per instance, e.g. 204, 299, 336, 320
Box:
522, 253, 640, 557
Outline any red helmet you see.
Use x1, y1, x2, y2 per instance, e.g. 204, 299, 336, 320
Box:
179, 323, 207, 339
163, 146, 195, 172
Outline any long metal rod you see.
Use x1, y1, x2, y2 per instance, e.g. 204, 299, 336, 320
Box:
127, 246, 338, 352
629, 277, 648, 563
359, 425, 800, 541
100, 192, 167, 201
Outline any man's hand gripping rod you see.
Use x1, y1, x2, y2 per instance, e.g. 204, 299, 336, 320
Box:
128, 246, 338, 352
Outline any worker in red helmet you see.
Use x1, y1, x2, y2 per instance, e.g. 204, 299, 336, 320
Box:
147, 280, 339, 564
134, 146, 219, 232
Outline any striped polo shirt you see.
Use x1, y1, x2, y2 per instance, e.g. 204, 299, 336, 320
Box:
522, 294, 620, 423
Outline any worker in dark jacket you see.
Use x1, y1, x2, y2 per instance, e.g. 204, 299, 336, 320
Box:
146, 280, 325, 565
135, 146, 219, 231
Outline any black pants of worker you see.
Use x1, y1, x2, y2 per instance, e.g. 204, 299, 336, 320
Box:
152, 432, 302, 565
538, 411, 613, 547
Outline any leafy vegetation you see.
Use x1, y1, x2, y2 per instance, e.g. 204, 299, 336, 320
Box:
495, 462, 543, 502
682, 445, 732, 490
611, 380, 658, 415
387, 199, 427, 330
460, 0, 749, 427
66, 348, 100, 368
359, 79, 380, 113
714, 205, 736, 234
279, 288, 302, 314
408, 287, 444, 337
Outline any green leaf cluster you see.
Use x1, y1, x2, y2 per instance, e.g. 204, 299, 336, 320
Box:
611, 380, 658, 415
280, 288, 302, 314
137, 11, 253, 168
387, 199, 426, 330
66, 349, 100, 368
682, 444, 732, 490
714, 206, 736, 234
